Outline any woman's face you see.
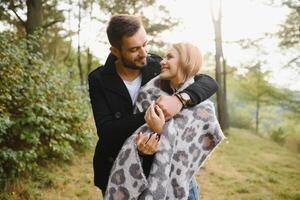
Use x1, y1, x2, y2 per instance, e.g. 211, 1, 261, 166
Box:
160, 47, 180, 81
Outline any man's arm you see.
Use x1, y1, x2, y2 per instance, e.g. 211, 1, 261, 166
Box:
88, 74, 145, 148
182, 74, 218, 106
156, 74, 218, 119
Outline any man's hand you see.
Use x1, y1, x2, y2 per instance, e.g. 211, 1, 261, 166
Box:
156, 95, 183, 120
144, 102, 165, 133
135, 132, 160, 155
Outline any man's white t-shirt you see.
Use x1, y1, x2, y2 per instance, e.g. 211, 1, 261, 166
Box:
123, 75, 142, 105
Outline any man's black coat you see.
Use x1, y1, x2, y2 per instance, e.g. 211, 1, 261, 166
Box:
88, 53, 218, 191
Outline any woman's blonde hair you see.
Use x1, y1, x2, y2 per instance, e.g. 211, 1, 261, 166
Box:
172, 43, 203, 84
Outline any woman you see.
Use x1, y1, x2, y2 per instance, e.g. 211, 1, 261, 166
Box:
105, 43, 224, 200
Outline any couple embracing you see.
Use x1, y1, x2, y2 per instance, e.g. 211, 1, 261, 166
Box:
88, 14, 224, 200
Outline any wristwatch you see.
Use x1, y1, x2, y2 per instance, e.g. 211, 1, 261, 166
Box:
175, 92, 193, 108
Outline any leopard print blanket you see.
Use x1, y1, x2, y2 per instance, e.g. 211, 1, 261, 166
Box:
105, 76, 225, 200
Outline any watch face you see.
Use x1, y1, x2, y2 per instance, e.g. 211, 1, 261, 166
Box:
180, 92, 192, 106
181, 93, 190, 101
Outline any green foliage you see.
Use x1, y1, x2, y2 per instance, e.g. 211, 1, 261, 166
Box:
278, 9, 300, 48
237, 64, 275, 104
275, 114, 300, 153
224, 65, 255, 130
278, 1, 300, 48
276, 0, 300, 71
226, 64, 300, 152
228, 105, 253, 130
0, 31, 92, 189
234, 64, 284, 134
270, 127, 286, 145
0, 0, 64, 36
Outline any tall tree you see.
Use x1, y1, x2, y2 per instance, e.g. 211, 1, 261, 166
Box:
210, 0, 229, 130
266, 0, 300, 71
277, 0, 300, 49
0, 0, 67, 58
278, 1, 300, 71
237, 64, 283, 134
77, 0, 84, 85
0, 0, 97, 86
26, 0, 43, 35
86, 0, 94, 80
0, 0, 64, 36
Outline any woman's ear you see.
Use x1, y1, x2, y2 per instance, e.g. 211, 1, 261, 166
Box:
110, 46, 120, 58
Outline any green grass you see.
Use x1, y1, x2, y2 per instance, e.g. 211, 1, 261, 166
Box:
2, 128, 299, 200
198, 128, 300, 200
1, 149, 102, 200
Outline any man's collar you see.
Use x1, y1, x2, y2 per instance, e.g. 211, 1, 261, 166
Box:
101, 53, 117, 74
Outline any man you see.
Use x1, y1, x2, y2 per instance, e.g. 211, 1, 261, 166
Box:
88, 14, 218, 198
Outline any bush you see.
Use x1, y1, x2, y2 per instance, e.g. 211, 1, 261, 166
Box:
270, 127, 286, 145
0, 32, 92, 189
271, 117, 300, 153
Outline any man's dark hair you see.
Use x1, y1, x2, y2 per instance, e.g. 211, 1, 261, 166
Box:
106, 14, 143, 49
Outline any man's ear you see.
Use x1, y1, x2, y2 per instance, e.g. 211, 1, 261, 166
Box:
110, 46, 120, 58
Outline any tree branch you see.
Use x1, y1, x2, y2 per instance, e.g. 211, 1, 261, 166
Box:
42, 18, 64, 29
8, 2, 26, 26
283, 2, 300, 11
283, 54, 300, 68
91, 16, 106, 23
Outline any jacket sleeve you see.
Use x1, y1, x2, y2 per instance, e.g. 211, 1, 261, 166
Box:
182, 74, 219, 106
88, 73, 145, 147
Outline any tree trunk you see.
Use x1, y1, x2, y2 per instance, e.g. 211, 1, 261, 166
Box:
26, 0, 43, 35
215, 53, 224, 129
211, 0, 228, 130
64, 0, 74, 78
77, 0, 84, 85
255, 97, 260, 134
86, 48, 92, 80
86, 2, 93, 81
222, 58, 229, 129
255, 66, 261, 135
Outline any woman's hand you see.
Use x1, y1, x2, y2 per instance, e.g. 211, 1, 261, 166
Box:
135, 132, 160, 155
156, 95, 183, 120
144, 102, 165, 133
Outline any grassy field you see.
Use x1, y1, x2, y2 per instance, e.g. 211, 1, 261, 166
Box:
4, 128, 300, 200
198, 128, 300, 200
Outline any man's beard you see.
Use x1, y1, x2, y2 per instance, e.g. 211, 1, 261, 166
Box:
120, 54, 147, 70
